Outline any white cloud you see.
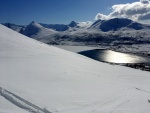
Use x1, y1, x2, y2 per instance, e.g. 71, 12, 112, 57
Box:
95, 0, 150, 22
138, 12, 150, 20
77, 21, 93, 28
95, 13, 108, 20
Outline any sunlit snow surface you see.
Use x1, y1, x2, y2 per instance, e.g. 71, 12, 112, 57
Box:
0, 24, 150, 113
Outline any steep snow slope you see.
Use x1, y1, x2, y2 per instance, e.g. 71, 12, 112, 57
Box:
0, 24, 150, 113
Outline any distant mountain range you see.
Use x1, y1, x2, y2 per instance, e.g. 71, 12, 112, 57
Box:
2, 18, 150, 46
2, 23, 26, 33
90, 18, 150, 31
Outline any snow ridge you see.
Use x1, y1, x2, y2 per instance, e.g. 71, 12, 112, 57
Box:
0, 87, 52, 113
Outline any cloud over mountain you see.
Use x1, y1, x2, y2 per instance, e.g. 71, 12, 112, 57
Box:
95, 0, 150, 22
95, 13, 108, 20
77, 21, 93, 28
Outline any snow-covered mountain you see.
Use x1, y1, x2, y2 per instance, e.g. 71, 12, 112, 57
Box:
22, 21, 57, 39
68, 21, 77, 27
90, 18, 150, 32
1, 24, 150, 113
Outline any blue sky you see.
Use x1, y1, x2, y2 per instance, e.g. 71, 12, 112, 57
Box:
0, 0, 144, 24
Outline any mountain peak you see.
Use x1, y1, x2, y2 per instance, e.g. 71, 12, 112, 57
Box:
30, 21, 36, 24
28, 21, 43, 28
23, 21, 43, 37
68, 21, 77, 27
29, 21, 40, 25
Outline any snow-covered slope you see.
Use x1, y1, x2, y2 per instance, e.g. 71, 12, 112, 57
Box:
23, 21, 56, 39
1, 24, 150, 113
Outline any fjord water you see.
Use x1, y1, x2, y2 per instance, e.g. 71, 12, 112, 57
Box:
79, 49, 150, 64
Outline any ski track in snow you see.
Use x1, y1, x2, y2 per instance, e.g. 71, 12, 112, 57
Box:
90, 97, 122, 113
0, 87, 52, 113
109, 100, 129, 113
135, 87, 150, 94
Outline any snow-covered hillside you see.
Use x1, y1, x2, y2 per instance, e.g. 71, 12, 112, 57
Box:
1, 24, 150, 113
22, 21, 57, 39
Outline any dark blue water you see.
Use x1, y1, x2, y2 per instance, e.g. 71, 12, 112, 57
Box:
79, 49, 150, 64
